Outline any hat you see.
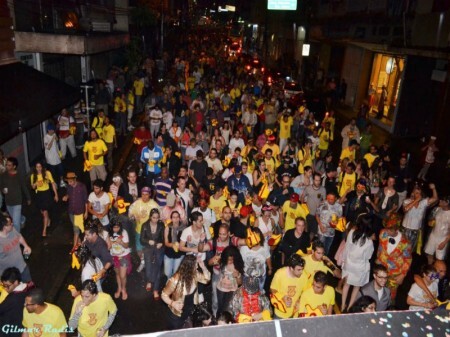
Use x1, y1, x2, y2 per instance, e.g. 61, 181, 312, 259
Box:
268, 135, 276, 142
65, 172, 77, 180
265, 129, 273, 137
268, 233, 282, 247
349, 139, 359, 146
141, 186, 151, 194
383, 212, 402, 229
166, 193, 176, 207
290, 193, 300, 203
47, 124, 55, 131
234, 165, 242, 173
357, 178, 367, 187
116, 197, 130, 214
240, 205, 252, 217
261, 204, 273, 212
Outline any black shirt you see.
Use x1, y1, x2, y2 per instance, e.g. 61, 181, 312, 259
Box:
279, 229, 310, 260
86, 236, 113, 267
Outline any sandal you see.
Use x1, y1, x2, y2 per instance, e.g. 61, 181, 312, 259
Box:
122, 290, 128, 300
145, 283, 152, 292
114, 290, 121, 299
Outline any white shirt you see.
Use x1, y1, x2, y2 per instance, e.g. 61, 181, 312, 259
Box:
110, 229, 131, 257
387, 232, 402, 254
149, 108, 163, 125
191, 207, 216, 229
205, 157, 223, 174
180, 225, 211, 261
228, 137, 245, 154
402, 198, 429, 230
58, 115, 74, 131
44, 133, 62, 166
162, 111, 173, 129
432, 208, 450, 237
88, 192, 111, 226
408, 281, 438, 310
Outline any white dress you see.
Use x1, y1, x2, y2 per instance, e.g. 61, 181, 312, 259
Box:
342, 229, 374, 286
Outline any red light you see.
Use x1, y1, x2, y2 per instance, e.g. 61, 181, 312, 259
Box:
246, 65, 251, 70
261, 67, 265, 73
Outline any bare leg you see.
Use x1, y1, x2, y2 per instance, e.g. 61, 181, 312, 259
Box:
121, 266, 128, 300
114, 267, 122, 298
42, 210, 49, 236
348, 285, 361, 310
341, 278, 350, 312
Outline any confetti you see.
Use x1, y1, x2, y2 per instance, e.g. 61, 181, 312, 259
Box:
386, 333, 391, 336
406, 316, 410, 320
302, 329, 307, 333
380, 318, 388, 323
426, 334, 433, 337
387, 313, 392, 318
371, 319, 377, 324
379, 321, 384, 325
402, 332, 409, 337
426, 326, 433, 330
387, 324, 391, 329
402, 323, 411, 328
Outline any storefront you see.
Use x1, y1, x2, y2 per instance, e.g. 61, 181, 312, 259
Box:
367, 53, 405, 127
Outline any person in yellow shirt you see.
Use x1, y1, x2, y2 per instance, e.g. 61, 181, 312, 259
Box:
30, 162, 58, 237
209, 186, 227, 220
340, 139, 359, 163
270, 254, 308, 319
298, 271, 335, 317
317, 122, 333, 158
69, 280, 117, 337
114, 93, 127, 136
128, 186, 159, 271
363, 145, 379, 169
133, 75, 145, 113
102, 117, 117, 173
83, 130, 108, 186
23, 288, 69, 337
338, 162, 357, 197
91, 110, 105, 139
278, 112, 293, 152
261, 135, 280, 160
263, 148, 279, 177
297, 139, 314, 174
300, 241, 337, 285
280, 193, 308, 232
126, 89, 135, 131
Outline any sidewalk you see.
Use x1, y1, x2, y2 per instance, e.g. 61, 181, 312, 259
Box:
23, 132, 136, 304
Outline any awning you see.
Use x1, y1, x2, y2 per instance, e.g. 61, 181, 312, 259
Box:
0, 61, 80, 144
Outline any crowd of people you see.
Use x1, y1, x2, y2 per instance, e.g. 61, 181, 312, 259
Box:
0, 31, 449, 336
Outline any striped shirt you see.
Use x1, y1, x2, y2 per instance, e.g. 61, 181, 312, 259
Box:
154, 177, 173, 206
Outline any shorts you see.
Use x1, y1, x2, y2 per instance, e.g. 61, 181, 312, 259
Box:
424, 231, 448, 260
113, 254, 132, 275
69, 213, 82, 235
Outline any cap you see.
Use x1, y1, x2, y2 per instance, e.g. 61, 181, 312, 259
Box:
357, 178, 367, 187
268, 135, 276, 141
166, 193, 176, 207
65, 172, 77, 180
240, 205, 252, 217
290, 193, 300, 203
47, 124, 55, 131
261, 204, 273, 212
141, 186, 151, 194
234, 165, 242, 173
383, 212, 402, 229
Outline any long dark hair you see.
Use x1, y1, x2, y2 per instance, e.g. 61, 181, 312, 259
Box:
220, 245, 244, 275
348, 295, 376, 313
31, 161, 49, 185
352, 214, 375, 247
176, 255, 197, 293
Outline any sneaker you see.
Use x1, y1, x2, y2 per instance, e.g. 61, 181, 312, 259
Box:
128, 125, 135, 131
138, 168, 143, 177
137, 259, 145, 272
60, 180, 67, 188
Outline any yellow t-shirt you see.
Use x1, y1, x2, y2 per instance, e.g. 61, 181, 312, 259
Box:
318, 129, 333, 150
338, 171, 357, 197
301, 254, 332, 287
298, 285, 335, 316
297, 148, 314, 174
31, 171, 54, 192
114, 97, 126, 113
261, 144, 280, 159
270, 267, 308, 318
340, 147, 356, 162
69, 293, 117, 337
363, 153, 379, 168
23, 303, 68, 337
264, 157, 279, 175
209, 195, 227, 219
83, 139, 108, 166
133, 79, 144, 96
282, 201, 308, 232
102, 124, 116, 144
230, 88, 241, 102
128, 198, 159, 233
279, 117, 293, 140
0, 285, 7, 303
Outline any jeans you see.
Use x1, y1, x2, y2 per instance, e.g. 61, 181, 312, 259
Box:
164, 255, 184, 279
144, 247, 164, 290
319, 234, 334, 256
176, 116, 186, 131
7, 204, 25, 233
216, 288, 234, 317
